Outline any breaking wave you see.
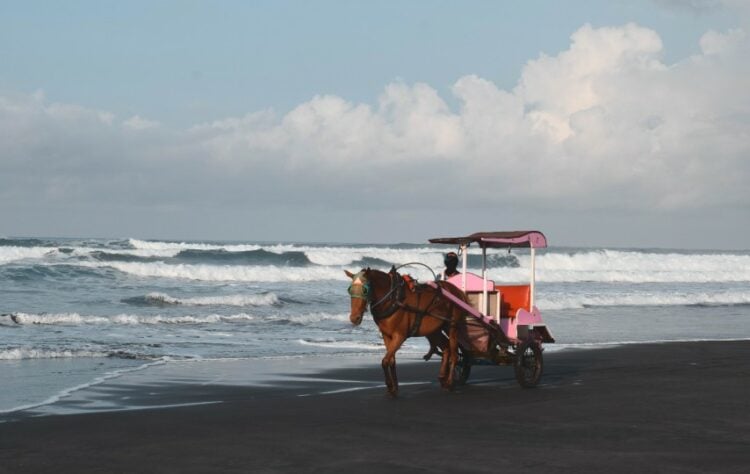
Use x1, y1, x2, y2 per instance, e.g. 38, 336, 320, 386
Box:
86, 261, 347, 282
0, 347, 149, 360
495, 250, 750, 283
0, 246, 58, 265
130, 239, 445, 267
297, 339, 384, 350
7, 238, 750, 284
173, 248, 311, 266
539, 290, 750, 310
0, 238, 53, 247
128, 238, 262, 253
123, 292, 281, 307
266, 312, 350, 325
6, 312, 256, 326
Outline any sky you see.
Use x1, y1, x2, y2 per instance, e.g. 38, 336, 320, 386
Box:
1, 0, 749, 249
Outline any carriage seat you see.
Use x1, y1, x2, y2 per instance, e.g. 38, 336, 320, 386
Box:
445, 272, 494, 292
495, 285, 531, 318
445, 273, 530, 319
446, 272, 497, 316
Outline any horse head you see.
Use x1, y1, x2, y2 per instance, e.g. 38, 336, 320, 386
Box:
345, 268, 370, 325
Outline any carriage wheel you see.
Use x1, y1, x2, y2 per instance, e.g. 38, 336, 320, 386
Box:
514, 339, 543, 388
452, 350, 472, 386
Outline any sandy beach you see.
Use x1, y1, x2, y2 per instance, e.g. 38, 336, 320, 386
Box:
1, 340, 749, 473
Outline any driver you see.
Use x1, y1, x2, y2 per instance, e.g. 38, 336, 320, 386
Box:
442, 251, 460, 279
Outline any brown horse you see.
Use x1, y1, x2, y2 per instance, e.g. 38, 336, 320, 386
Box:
345, 267, 467, 396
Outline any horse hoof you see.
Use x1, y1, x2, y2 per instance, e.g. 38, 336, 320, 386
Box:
439, 378, 455, 391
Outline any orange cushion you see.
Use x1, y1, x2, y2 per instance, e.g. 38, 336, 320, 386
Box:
496, 285, 530, 318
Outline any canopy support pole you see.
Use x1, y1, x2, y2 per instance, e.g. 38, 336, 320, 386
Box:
482, 246, 488, 315
460, 244, 467, 292
530, 247, 536, 310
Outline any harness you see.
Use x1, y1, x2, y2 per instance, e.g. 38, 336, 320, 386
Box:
349, 267, 454, 337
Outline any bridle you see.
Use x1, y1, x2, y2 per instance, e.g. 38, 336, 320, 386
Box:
347, 266, 456, 336
347, 268, 404, 320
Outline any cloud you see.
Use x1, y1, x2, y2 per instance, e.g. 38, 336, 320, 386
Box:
652, 0, 724, 13
123, 115, 160, 130
1, 22, 749, 223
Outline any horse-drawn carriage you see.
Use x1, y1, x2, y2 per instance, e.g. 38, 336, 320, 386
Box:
346, 230, 554, 396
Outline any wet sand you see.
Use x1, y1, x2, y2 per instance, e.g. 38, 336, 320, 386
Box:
1, 341, 749, 473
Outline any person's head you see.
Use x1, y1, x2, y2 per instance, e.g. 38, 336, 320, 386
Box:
444, 251, 458, 270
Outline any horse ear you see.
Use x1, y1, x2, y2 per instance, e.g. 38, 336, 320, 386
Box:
344, 270, 354, 279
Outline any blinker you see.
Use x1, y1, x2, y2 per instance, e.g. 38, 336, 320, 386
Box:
347, 272, 370, 300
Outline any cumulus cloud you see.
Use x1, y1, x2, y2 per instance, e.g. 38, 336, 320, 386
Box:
1, 22, 749, 225
123, 115, 160, 130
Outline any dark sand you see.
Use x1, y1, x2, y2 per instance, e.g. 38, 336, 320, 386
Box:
1, 341, 749, 473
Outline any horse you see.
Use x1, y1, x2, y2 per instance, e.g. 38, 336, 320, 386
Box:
345, 267, 467, 397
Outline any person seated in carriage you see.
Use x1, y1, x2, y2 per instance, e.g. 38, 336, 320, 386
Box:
441, 251, 460, 280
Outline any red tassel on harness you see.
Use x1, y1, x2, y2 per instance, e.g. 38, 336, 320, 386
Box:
402, 274, 416, 292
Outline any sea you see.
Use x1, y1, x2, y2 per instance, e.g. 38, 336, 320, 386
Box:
1, 237, 749, 414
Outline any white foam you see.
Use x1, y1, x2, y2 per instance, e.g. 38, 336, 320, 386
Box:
72, 247, 181, 259
0, 246, 57, 265
8, 312, 255, 326
297, 339, 384, 350
0, 348, 110, 360
538, 290, 750, 310
268, 312, 350, 325
507, 250, 750, 283
274, 245, 443, 267
82, 261, 348, 282
81, 245, 750, 284
129, 238, 262, 253
131, 239, 446, 267
145, 292, 280, 307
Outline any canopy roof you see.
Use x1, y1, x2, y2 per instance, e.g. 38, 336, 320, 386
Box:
429, 231, 547, 249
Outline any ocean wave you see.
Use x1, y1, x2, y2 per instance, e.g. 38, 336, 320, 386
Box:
0, 347, 152, 360
129, 238, 262, 253
297, 339, 384, 350
6, 312, 256, 326
85, 261, 347, 282
65, 254, 750, 283
539, 290, 750, 310
0, 348, 109, 360
5, 240, 750, 284
0, 246, 58, 265
90, 251, 165, 263
131, 239, 445, 267
0, 238, 53, 248
123, 292, 281, 307
514, 250, 750, 283
173, 248, 311, 266
267, 312, 351, 325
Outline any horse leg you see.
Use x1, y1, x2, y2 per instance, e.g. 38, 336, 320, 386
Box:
381, 333, 406, 397
423, 332, 446, 361
438, 321, 460, 390
438, 330, 450, 388
445, 322, 459, 390
438, 351, 448, 388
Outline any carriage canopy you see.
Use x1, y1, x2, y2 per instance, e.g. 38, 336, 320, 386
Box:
428, 231, 547, 249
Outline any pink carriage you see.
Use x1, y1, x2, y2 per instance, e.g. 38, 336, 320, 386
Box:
427, 231, 555, 387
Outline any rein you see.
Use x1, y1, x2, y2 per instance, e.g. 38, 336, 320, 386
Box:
369, 268, 405, 321
367, 268, 454, 334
